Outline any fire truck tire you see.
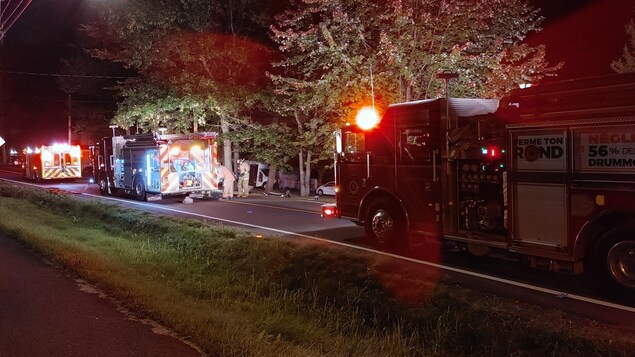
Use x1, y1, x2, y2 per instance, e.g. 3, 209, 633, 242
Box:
133, 177, 147, 201
587, 226, 635, 300
364, 200, 406, 248
98, 175, 110, 196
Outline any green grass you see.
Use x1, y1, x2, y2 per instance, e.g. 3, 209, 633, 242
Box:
0, 182, 633, 356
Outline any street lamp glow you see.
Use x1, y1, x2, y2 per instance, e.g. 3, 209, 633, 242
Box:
355, 107, 380, 130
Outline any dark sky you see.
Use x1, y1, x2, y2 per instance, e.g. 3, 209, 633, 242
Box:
1, 0, 96, 148
1, 0, 634, 149
528, 0, 634, 78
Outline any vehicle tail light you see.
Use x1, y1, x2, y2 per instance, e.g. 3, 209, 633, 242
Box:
321, 204, 337, 218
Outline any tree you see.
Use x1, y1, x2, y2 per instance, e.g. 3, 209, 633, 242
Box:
228, 119, 297, 192
612, 13, 635, 73
371, 0, 559, 99
269, 0, 559, 196
85, 0, 277, 170
269, 0, 381, 196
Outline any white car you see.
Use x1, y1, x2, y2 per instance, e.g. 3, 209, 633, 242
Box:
316, 181, 336, 196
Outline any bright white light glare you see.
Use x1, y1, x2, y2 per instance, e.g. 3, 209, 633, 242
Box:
51, 143, 71, 153
70, 146, 81, 157
355, 107, 380, 130
170, 147, 181, 156
41, 149, 53, 162
190, 145, 202, 153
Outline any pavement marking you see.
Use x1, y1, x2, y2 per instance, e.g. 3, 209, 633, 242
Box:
222, 199, 321, 215
2, 176, 634, 314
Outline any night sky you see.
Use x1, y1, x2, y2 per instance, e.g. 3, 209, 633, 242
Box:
1, 0, 633, 150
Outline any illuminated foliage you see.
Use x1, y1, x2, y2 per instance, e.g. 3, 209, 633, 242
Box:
612, 12, 635, 73
85, 0, 561, 194
85, 0, 276, 167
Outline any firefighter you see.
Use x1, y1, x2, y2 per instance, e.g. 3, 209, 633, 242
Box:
237, 159, 250, 198
217, 163, 235, 199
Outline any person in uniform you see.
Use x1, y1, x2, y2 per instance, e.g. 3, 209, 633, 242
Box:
237, 159, 250, 198
217, 163, 235, 199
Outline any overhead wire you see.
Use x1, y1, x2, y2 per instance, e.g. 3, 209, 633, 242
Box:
2, 69, 132, 80
1, 0, 33, 39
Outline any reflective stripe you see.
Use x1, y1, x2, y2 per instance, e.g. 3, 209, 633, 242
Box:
159, 145, 170, 191
43, 166, 81, 179
165, 173, 179, 193
202, 170, 216, 189
211, 144, 219, 183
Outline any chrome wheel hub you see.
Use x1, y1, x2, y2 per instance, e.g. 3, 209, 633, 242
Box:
371, 209, 394, 242
607, 240, 635, 289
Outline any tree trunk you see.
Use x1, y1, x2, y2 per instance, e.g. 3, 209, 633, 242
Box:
298, 149, 306, 197
304, 150, 312, 197
266, 164, 277, 192
220, 116, 233, 171
233, 151, 240, 175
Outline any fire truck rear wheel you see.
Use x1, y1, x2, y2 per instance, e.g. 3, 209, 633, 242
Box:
364, 200, 406, 249
587, 226, 635, 300
98, 176, 109, 196
133, 177, 147, 201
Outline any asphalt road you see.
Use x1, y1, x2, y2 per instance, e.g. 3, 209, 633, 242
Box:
0, 232, 202, 357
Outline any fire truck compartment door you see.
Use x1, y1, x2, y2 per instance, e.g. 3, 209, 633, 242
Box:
513, 183, 567, 247
510, 128, 568, 248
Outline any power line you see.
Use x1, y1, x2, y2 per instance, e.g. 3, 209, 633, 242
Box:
1, 0, 33, 40
11, 95, 117, 103
2, 69, 133, 79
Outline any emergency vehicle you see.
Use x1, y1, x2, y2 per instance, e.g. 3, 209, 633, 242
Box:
92, 132, 222, 201
24, 144, 82, 180
324, 73, 635, 298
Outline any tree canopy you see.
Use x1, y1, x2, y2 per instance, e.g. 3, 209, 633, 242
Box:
85, 0, 561, 195
612, 9, 635, 74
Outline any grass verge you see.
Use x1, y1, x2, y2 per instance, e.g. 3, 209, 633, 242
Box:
0, 182, 633, 356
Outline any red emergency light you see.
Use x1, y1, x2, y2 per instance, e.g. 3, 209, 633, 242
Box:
321, 204, 337, 218
481, 146, 505, 159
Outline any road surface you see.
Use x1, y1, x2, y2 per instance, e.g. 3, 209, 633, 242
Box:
0, 232, 202, 357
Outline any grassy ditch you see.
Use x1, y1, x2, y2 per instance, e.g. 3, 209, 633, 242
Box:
0, 182, 633, 356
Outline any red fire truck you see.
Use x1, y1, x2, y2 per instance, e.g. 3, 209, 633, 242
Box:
92, 132, 222, 201
24, 144, 83, 180
324, 73, 635, 298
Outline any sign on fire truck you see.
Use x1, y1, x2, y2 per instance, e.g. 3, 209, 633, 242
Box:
92, 132, 222, 201
324, 73, 635, 299
24, 144, 82, 180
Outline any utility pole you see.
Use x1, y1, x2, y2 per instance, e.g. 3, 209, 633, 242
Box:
0, 0, 5, 164
67, 94, 72, 144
